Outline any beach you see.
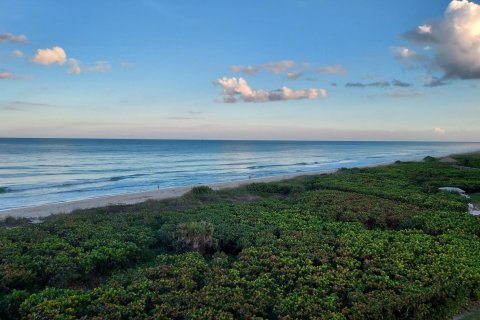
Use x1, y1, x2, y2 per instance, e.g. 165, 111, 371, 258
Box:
3, 152, 480, 220
3, 139, 480, 218
0, 170, 335, 220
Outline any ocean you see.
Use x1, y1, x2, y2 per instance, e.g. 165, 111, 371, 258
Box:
0, 138, 479, 211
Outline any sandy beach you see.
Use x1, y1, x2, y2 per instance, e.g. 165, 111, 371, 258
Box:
2, 153, 478, 221
0, 169, 337, 220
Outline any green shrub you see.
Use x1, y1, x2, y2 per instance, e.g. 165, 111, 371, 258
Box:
3, 153, 480, 319
423, 156, 437, 162
175, 221, 217, 254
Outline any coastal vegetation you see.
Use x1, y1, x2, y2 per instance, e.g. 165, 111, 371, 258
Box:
1, 154, 480, 319
453, 153, 480, 169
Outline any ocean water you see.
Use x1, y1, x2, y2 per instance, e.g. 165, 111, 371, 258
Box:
0, 138, 479, 211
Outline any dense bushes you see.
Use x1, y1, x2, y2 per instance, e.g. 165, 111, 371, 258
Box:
1, 154, 480, 319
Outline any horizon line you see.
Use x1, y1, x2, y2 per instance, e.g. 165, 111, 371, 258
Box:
1, 137, 479, 144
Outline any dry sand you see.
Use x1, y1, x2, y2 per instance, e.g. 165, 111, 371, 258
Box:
0, 170, 337, 220
2, 155, 469, 221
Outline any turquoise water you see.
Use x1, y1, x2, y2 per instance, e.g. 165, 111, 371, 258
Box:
1, 139, 479, 211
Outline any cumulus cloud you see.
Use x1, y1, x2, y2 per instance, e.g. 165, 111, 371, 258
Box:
318, 64, 347, 75
434, 127, 446, 135
216, 77, 327, 103
260, 60, 296, 74
230, 65, 258, 75
13, 50, 24, 58
0, 32, 27, 43
403, 0, 480, 80
286, 71, 303, 80
32, 46, 67, 65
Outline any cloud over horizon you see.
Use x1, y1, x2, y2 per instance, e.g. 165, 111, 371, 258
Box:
216, 77, 327, 103
345, 79, 413, 88
402, 0, 480, 81
0, 32, 27, 43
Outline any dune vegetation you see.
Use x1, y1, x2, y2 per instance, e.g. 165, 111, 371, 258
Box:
1, 154, 480, 319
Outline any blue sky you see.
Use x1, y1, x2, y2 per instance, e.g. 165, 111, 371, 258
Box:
0, 0, 479, 140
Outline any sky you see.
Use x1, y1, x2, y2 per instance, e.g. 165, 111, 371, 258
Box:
0, 0, 479, 141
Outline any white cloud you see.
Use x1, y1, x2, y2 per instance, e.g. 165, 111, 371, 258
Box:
391, 46, 417, 59
434, 127, 446, 135
13, 50, 24, 58
0, 72, 16, 80
260, 60, 296, 74
318, 64, 347, 75
0, 32, 27, 43
286, 71, 303, 80
230, 65, 258, 74
68, 58, 81, 74
0, 71, 31, 80
32, 46, 67, 65
418, 24, 432, 34
216, 77, 327, 103
68, 59, 111, 75
404, 0, 480, 80
85, 61, 111, 73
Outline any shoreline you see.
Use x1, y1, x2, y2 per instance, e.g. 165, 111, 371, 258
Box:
0, 168, 343, 220
1, 150, 477, 220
